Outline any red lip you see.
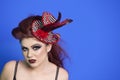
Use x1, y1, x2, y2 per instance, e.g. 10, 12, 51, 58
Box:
28, 59, 36, 63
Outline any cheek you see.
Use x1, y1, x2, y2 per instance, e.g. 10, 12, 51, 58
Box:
35, 48, 48, 59
22, 52, 27, 58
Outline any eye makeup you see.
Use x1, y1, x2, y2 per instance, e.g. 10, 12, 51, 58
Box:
22, 46, 28, 52
31, 44, 41, 51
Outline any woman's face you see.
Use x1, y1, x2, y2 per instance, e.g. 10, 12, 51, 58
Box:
21, 37, 52, 68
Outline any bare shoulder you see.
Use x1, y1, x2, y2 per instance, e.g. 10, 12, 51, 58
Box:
2, 60, 16, 71
0, 60, 16, 80
58, 67, 69, 80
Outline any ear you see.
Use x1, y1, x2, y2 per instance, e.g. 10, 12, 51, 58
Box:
46, 44, 52, 52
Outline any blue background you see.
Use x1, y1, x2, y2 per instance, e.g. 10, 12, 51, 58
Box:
0, 0, 120, 80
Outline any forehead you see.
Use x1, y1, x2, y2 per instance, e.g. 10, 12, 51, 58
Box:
21, 37, 45, 46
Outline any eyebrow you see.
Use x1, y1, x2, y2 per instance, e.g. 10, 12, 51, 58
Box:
21, 46, 28, 50
21, 45, 27, 48
21, 43, 42, 48
31, 44, 42, 47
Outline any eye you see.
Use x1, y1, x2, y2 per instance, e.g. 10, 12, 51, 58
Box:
32, 46, 41, 51
22, 47, 28, 52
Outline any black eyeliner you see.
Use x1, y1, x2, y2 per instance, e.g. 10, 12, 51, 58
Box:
31, 44, 41, 50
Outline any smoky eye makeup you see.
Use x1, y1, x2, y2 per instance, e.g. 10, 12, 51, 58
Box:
31, 44, 41, 51
22, 46, 28, 52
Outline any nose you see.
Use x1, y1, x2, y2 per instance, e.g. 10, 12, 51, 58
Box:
27, 51, 33, 58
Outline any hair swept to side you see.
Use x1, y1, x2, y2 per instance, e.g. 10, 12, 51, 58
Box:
12, 15, 68, 68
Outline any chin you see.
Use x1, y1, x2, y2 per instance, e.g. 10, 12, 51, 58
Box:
28, 63, 39, 68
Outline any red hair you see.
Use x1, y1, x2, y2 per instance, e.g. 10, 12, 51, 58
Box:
12, 15, 67, 67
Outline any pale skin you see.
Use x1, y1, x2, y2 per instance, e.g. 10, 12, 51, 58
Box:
0, 37, 68, 80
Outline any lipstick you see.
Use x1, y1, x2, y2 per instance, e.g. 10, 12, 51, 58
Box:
28, 59, 36, 63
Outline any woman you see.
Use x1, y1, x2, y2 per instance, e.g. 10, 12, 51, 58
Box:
0, 12, 72, 80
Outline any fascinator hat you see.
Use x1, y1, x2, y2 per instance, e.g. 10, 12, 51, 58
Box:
31, 12, 72, 44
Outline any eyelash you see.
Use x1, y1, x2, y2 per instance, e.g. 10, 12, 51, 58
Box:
32, 46, 41, 50
22, 47, 28, 52
22, 45, 41, 52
